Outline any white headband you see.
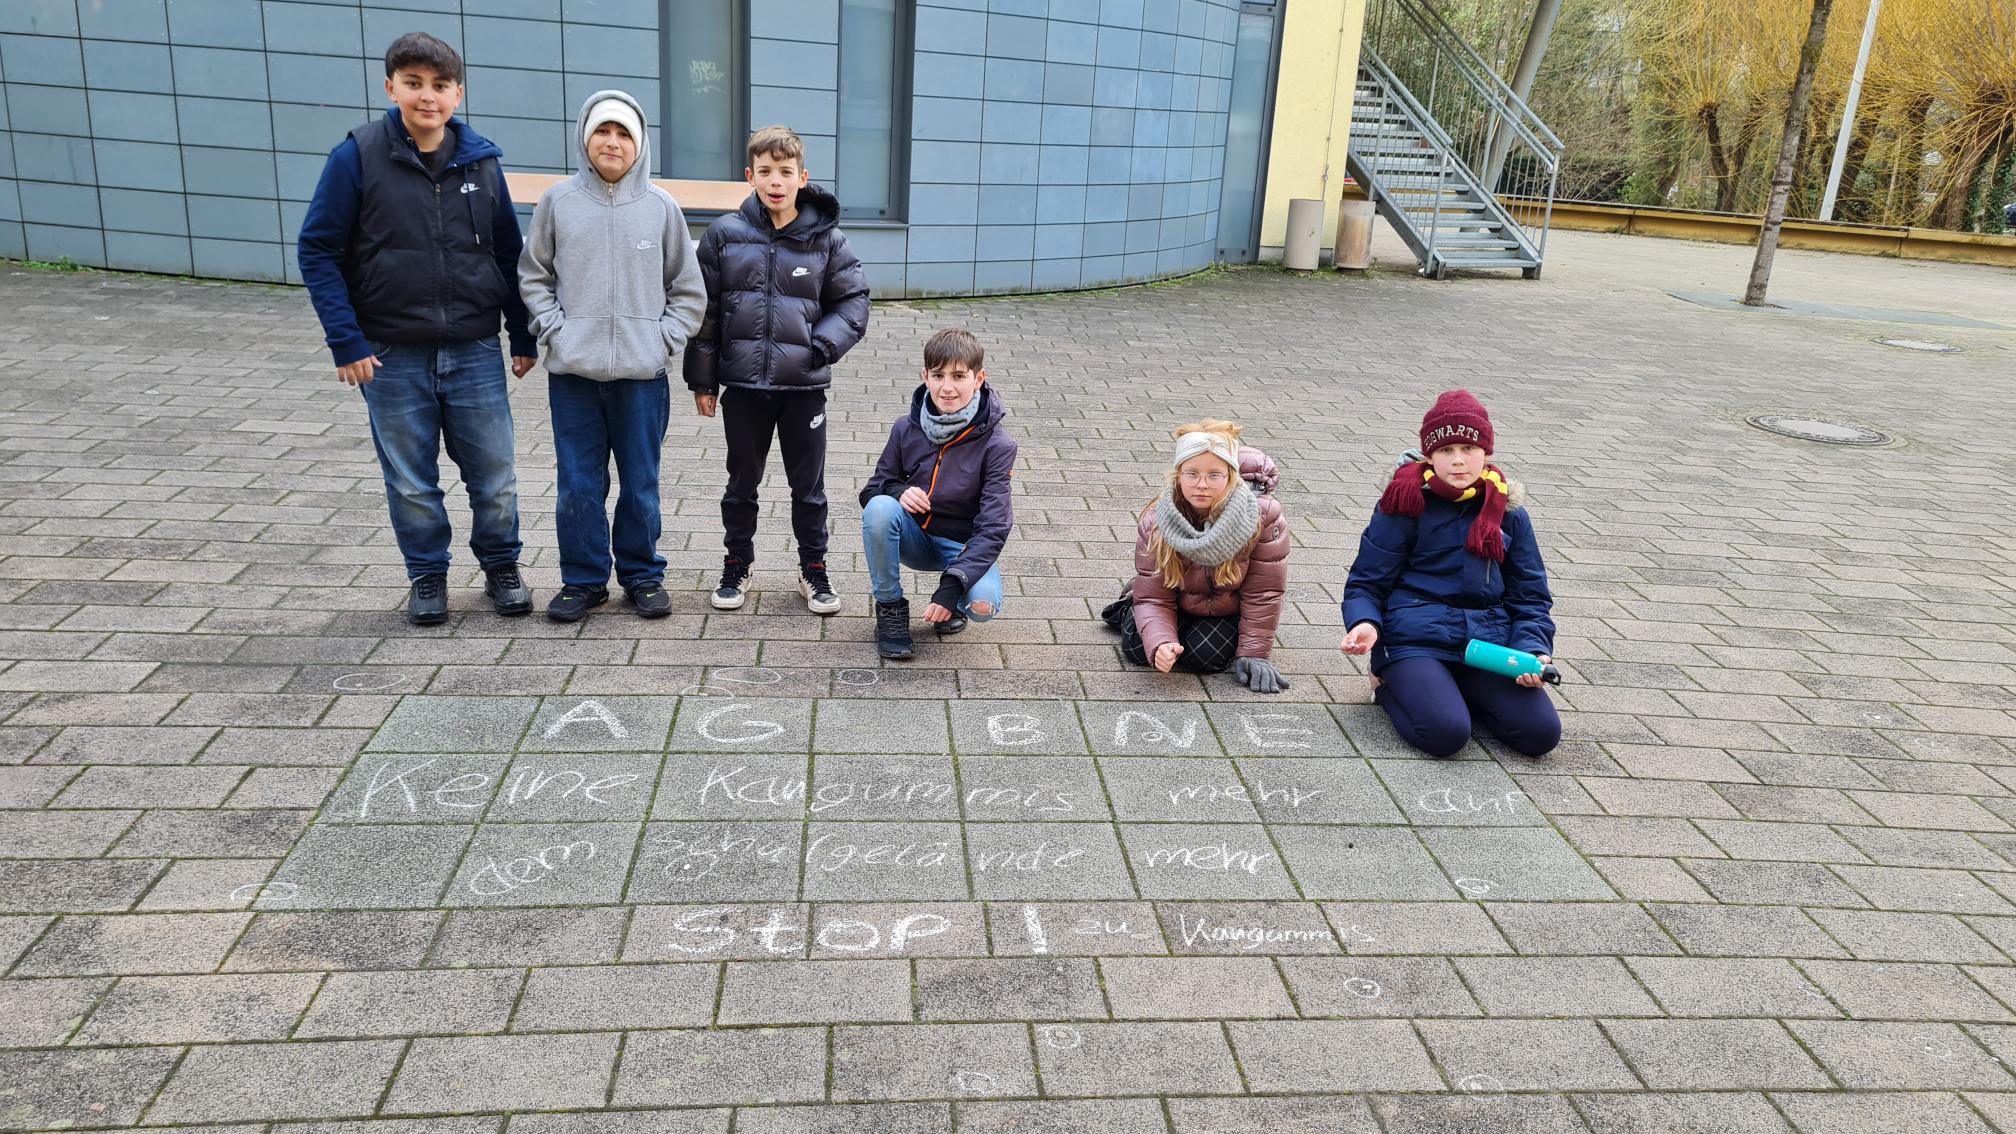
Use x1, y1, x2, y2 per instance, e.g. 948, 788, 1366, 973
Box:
1172, 431, 1238, 471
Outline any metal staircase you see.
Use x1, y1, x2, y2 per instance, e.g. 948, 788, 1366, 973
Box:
1347, 0, 1564, 279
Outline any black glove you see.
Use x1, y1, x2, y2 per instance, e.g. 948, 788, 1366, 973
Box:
929, 573, 964, 611
1233, 657, 1290, 694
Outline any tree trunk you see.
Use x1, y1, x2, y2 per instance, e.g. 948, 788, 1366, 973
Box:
1743, 0, 1839, 306
1702, 106, 1736, 211
1836, 116, 1872, 222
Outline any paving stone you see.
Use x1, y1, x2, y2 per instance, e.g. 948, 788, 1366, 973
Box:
1420, 827, 1617, 901
112, 808, 310, 858
1455, 955, 1662, 1016
915, 957, 1107, 1021
1832, 865, 2014, 915
1034, 1021, 1244, 1096
0, 765, 78, 807
1226, 1019, 1444, 1092
1373, 1094, 1594, 1134
1101, 757, 1260, 822
1811, 909, 2006, 963
1080, 701, 1223, 757
298, 967, 523, 1038
670, 697, 813, 753
510, 1112, 728, 1134
1649, 903, 1848, 958
613, 1027, 828, 1106
384, 1032, 620, 1114
624, 904, 817, 961
224, 910, 441, 972
719, 959, 913, 1025
807, 903, 990, 959
77, 971, 320, 1043
512, 962, 718, 1031
955, 755, 1107, 822
1374, 758, 1543, 826
1100, 956, 1294, 1020
0, 975, 108, 1046
1419, 1018, 1641, 1089
732, 1102, 950, 1134
1236, 756, 1408, 824
0, 1045, 180, 1130
149, 1038, 405, 1124
1167, 1096, 1381, 1134
1693, 818, 1871, 863
444, 820, 641, 907
1158, 900, 1340, 955
653, 754, 811, 821
1570, 1091, 1794, 1133
1787, 1020, 2013, 1088
965, 1098, 1174, 1134
1681, 858, 1869, 907
813, 698, 951, 754
806, 755, 961, 820
52, 764, 244, 807
1271, 826, 1457, 899
1602, 1019, 1833, 1088
1120, 821, 1297, 899
1625, 956, 1839, 1017
966, 821, 1134, 900
0, 808, 136, 857
366, 696, 538, 753
830, 1022, 1035, 1101
1205, 702, 1352, 758
1588, 857, 1712, 903
1485, 901, 1679, 955
984, 900, 1168, 957
1323, 900, 1512, 954
800, 821, 967, 901
522, 695, 678, 752
1280, 955, 1479, 1017
321, 754, 511, 823
263, 823, 471, 909
16, 911, 248, 975
1798, 959, 2013, 1022
950, 700, 1088, 755
1768, 1091, 1996, 1134
227, 765, 344, 808
428, 906, 628, 967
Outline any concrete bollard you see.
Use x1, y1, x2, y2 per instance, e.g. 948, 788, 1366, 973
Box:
1334, 198, 1375, 271
1283, 198, 1323, 271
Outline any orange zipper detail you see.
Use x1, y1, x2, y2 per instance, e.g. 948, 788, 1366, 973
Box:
919, 425, 978, 531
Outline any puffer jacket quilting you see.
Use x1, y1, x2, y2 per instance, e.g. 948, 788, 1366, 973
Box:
1129, 447, 1290, 661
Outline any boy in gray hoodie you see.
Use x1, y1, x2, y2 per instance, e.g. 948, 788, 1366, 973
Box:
520, 91, 706, 621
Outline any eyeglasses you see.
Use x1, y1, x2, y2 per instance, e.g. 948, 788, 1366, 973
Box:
1179, 470, 1229, 486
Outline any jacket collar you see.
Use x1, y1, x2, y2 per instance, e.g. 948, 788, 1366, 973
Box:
380, 108, 502, 173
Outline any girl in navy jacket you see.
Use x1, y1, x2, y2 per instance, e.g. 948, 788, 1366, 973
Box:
1341, 391, 1561, 758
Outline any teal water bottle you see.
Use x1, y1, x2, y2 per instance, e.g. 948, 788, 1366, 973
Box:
1464, 640, 1561, 685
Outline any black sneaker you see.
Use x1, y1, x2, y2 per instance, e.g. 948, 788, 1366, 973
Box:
484, 563, 533, 616
712, 558, 750, 611
875, 598, 915, 660
936, 611, 968, 636
406, 574, 449, 626
546, 583, 608, 623
625, 582, 671, 619
798, 562, 841, 615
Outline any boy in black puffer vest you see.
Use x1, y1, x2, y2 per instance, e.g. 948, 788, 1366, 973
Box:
684, 125, 871, 617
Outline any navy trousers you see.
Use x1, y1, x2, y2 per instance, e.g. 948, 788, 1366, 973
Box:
1376, 655, 1561, 758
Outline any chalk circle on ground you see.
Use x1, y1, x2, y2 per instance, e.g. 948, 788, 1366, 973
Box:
1874, 337, 1960, 353
333, 672, 407, 692
1039, 1025, 1082, 1049
229, 882, 302, 903
1454, 1073, 1505, 1094
836, 669, 881, 687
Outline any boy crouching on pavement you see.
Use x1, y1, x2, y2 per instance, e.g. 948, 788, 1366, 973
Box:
858, 329, 1017, 661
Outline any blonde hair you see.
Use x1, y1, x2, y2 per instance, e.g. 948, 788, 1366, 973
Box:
1148, 420, 1253, 590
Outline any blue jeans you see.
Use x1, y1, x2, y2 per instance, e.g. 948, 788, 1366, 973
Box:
357, 337, 521, 579
549, 372, 670, 589
860, 494, 1003, 619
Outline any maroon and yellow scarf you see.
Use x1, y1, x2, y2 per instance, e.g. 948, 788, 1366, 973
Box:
1378, 462, 1510, 562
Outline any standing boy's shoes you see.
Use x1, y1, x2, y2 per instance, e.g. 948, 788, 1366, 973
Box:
407, 574, 450, 626
875, 599, 915, 660
713, 558, 751, 610
546, 584, 608, 623
799, 562, 841, 615
485, 564, 534, 616
625, 583, 672, 618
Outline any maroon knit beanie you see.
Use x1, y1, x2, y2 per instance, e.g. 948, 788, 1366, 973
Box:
1419, 389, 1494, 455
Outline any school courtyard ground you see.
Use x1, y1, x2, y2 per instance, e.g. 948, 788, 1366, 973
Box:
2, 229, 2015, 1133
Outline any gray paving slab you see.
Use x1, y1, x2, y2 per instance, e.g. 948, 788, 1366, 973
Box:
262, 823, 471, 909
1120, 821, 1299, 899
366, 696, 537, 753
629, 821, 804, 902
444, 820, 641, 907
966, 822, 1135, 900
521, 695, 678, 752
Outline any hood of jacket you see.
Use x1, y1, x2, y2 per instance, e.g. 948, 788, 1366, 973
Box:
909, 381, 1008, 438
571, 89, 654, 203
739, 181, 843, 241
379, 108, 503, 170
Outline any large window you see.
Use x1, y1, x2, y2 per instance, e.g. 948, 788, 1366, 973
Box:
836, 0, 910, 219
662, 1, 746, 180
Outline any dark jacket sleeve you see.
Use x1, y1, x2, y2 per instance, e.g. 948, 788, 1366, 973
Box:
943, 434, 1016, 588
858, 421, 912, 506
810, 229, 870, 366
681, 224, 725, 393
1341, 508, 1414, 632
1499, 507, 1556, 657
296, 138, 371, 367
490, 168, 535, 358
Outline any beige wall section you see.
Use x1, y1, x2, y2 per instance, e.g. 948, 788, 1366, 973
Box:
1257, 0, 1368, 258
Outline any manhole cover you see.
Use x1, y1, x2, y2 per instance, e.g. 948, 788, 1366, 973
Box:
1875, 337, 1961, 353
1746, 415, 1892, 445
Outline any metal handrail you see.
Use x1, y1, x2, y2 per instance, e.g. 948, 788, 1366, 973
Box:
1384, 0, 1563, 154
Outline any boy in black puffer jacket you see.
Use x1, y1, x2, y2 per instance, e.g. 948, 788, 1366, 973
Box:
684, 125, 871, 616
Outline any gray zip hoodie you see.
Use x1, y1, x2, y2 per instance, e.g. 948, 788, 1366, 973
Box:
519, 90, 705, 382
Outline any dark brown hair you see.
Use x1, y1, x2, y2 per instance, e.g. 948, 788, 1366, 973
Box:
746, 125, 804, 166
923, 328, 985, 372
384, 32, 464, 84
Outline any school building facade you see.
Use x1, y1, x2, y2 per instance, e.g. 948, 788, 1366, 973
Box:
0, 0, 1373, 297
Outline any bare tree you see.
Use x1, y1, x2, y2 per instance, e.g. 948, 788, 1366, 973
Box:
1743, 0, 1838, 305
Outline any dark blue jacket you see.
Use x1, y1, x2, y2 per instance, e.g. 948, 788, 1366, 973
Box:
683, 185, 870, 394
297, 111, 535, 367
859, 385, 1017, 588
1341, 492, 1555, 674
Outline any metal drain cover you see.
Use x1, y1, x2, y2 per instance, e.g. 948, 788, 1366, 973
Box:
1746, 415, 1892, 445
1875, 337, 1961, 353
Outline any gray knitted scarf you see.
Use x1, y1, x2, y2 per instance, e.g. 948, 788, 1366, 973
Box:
1156, 480, 1259, 568
919, 392, 983, 445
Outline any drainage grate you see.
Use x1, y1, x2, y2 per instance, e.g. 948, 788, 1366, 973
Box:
1875, 337, 1961, 353
1746, 415, 1893, 446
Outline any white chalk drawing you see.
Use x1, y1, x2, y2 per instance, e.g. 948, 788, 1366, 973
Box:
466, 841, 597, 896
811, 778, 954, 814
1176, 913, 1331, 952
713, 667, 783, 685
543, 699, 630, 740
952, 1070, 1000, 1095
1250, 779, 1326, 808
699, 764, 806, 808
1454, 877, 1493, 896
1168, 784, 1250, 806
1039, 1024, 1082, 1049
1022, 905, 1050, 954
229, 881, 301, 902
1455, 1073, 1504, 1093
696, 703, 786, 745
1073, 915, 1149, 941
986, 713, 1045, 746
963, 784, 1076, 814
1141, 844, 1275, 874
803, 833, 952, 873
1342, 977, 1383, 999
503, 767, 639, 807
816, 914, 950, 953
660, 907, 951, 956
1239, 713, 1313, 751
1113, 710, 1197, 749
836, 669, 881, 687
358, 758, 491, 819
332, 672, 406, 692
1339, 924, 1379, 944
973, 841, 1085, 874
1418, 788, 1525, 816
643, 828, 795, 881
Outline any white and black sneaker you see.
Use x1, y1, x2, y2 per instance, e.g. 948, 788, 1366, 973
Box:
798, 562, 841, 616
712, 558, 751, 610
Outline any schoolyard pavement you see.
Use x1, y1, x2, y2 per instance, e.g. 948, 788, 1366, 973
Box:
3, 230, 2016, 1132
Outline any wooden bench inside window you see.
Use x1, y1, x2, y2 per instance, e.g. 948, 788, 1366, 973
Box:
504, 173, 751, 213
